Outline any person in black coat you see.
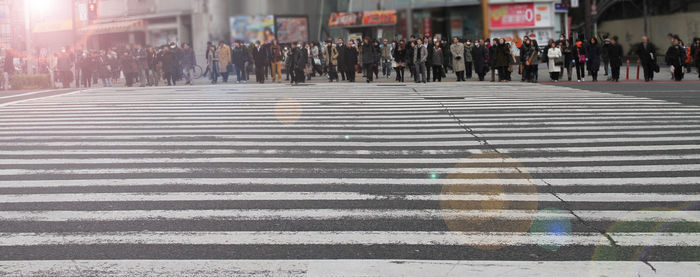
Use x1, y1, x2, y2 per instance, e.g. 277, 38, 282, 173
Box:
360, 37, 376, 83
636, 36, 657, 81
666, 37, 685, 81
337, 38, 347, 81
586, 38, 602, 81
293, 42, 308, 84
609, 37, 624, 82
472, 40, 489, 81
425, 37, 434, 82
252, 40, 267, 84
393, 39, 407, 82
160, 45, 179, 86
345, 41, 358, 82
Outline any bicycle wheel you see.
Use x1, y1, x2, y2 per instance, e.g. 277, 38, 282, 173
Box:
193, 65, 203, 79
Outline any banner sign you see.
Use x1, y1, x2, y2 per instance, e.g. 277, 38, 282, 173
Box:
329, 10, 397, 27
490, 3, 552, 29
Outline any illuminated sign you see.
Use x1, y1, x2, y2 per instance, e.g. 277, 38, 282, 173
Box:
329, 10, 397, 27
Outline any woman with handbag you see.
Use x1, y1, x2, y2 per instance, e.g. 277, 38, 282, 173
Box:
547, 41, 563, 82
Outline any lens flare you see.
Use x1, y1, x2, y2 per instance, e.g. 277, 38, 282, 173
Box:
529, 208, 572, 250
274, 98, 303, 125
440, 152, 538, 250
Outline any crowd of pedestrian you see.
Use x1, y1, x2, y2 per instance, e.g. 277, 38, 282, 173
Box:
50, 41, 195, 89
14, 32, 698, 90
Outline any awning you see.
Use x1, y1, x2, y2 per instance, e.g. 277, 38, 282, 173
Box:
79, 20, 146, 35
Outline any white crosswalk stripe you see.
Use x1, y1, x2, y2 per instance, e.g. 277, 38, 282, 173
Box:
0, 82, 698, 276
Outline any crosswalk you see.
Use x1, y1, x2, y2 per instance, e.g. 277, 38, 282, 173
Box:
0, 83, 698, 276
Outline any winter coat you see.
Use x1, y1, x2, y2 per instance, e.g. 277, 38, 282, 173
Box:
432, 47, 443, 66
294, 47, 308, 71
381, 45, 392, 60
393, 47, 407, 66
406, 45, 415, 65
253, 45, 267, 67
464, 44, 473, 62
547, 47, 562, 73
413, 44, 428, 64
360, 43, 375, 65
270, 44, 282, 63
609, 44, 624, 67
586, 43, 601, 72
337, 44, 347, 70
217, 45, 232, 73
57, 54, 73, 72
665, 44, 684, 67
232, 46, 249, 67
494, 44, 510, 67
472, 45, 488, 74
180, 48, 196, 69
120, 54, 138, 74
325, 44, 338, 66
450, 43, 465, 72
161, 50, 179, 74
636, 42, 656, 65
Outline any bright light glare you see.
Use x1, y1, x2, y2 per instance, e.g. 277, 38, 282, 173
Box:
29, 0, 52, 14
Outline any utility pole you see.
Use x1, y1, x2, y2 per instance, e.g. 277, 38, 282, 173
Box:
481, 0, 489, 39
584, 0, 592, 39
642, 0, 649, 37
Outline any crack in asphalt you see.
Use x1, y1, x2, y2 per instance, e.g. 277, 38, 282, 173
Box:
411, 87, 656, 272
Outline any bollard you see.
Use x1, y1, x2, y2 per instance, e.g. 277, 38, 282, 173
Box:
626, 59, 630, 80
636, 59, 641, 80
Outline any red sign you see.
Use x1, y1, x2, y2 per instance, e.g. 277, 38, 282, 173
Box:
329, 12, 360, 27
362, 10, 397, 26
422, 18, 432, 37
490, 3, 535, 29
329, 10, 397, 27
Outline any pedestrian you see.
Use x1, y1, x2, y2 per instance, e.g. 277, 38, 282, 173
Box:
413, 38, 428, 83
217, 41, 232, 83
494, 39, 510, 82
472, 39, 488, 81
285, 44, 294, 83
586, 37, 601, 82
162, 44, 179, 86
253, 40, 267, 84
609, 37, 624, 82
530, 39, 540, 82
56, 47, 74, 88
694, 38, 700, 79
666, 36, 685, 81
120, 50, 138, 87
203, 41, 213, 77
97, 50, 112, 87
180, 43, 196, 85
372, 40, 381, 80
294, 42, 308, 84
562, 39, 574, 81
344, 41, 358, 82
360, 37, 376, 83
270, 40, 283, 83
304, 42, 314, 81
207, 44, 219, 84
425, 37, 434, 82
325, 39, 339, 82
147, 47, 159, 86
393, 39, 407, 82
79, 50, 93, 88
464, 39, 473, 79
432, 41, 444, 82
574, 40, 587, 82
450, 37, 465, 81
134, 44, 148, 87
381, 39, 393, 79
407, 40, 415, 79
547, 41, 563, 82
601, 38, 612, 80
636, 36, 657, 82
232, 41, 249, 84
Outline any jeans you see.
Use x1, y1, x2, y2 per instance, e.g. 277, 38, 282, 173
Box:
363, 63, 374, 82
183, 67, 194, 84
210, 62, 219, 84
382, 60, 392, 77
235, 64, 245, 82
416, 62, 427, 82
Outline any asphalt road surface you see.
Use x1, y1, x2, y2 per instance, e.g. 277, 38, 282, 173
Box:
0, 82, 698, 276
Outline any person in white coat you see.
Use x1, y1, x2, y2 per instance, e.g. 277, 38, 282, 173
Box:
547, 41, 563, 82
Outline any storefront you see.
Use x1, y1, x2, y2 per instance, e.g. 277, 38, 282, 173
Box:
488, 0, 557, 48
411, 5, 482, 40
328, 10, 398, 41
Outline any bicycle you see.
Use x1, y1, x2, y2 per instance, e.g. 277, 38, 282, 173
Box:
192, 65, 204, 79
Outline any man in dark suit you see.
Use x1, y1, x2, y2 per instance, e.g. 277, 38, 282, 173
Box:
252, 40, 267, 84
636, 36, 657, 82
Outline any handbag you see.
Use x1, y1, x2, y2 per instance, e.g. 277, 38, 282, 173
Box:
313, 58, 321, 65
391, 61, 397, 68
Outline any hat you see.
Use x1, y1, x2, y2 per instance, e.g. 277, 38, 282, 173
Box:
604, 38, 611, 43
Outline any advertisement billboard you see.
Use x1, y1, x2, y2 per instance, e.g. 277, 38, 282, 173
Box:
329, 10, 397, 28
230, 15, 275, 44
275, 17, 308, 44
490, 3, 552, 29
